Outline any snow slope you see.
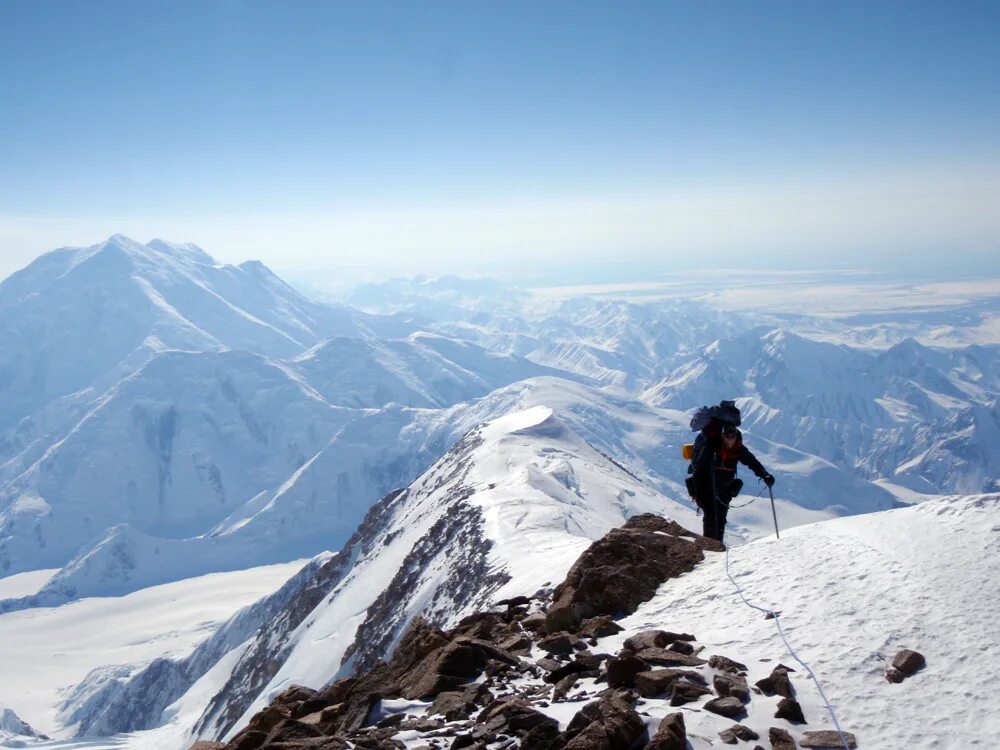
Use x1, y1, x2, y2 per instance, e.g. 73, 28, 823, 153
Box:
608, 493, 1000, 748
85, 406, 699, 745
0, 560, 307, 740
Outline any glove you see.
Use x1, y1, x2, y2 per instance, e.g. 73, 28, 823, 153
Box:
763, 474, 775, 488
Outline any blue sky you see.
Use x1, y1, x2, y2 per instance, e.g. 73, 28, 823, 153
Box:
1, 0, 998, 280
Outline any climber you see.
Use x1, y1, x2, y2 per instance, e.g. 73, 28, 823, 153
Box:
690, 423, 774, 543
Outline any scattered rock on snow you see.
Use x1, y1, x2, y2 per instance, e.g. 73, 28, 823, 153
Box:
774, 696, 806, 724
890, 648, 926, 678
800, 729, 859, 748
704, 696, 746, 719
769, 726, 798, 749
718, 724, 759, 744
708, 655, 748, 674
644, 712, 686, 750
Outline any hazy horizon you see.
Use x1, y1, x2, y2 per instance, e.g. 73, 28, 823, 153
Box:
2, 1, 998, 282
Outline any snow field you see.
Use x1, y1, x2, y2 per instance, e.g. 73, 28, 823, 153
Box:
0, 560, 308, 739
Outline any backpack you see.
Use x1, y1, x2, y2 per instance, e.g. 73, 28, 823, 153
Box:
686, 399, 741, 435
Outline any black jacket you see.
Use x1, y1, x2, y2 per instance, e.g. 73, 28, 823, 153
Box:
691, 432, 769, 501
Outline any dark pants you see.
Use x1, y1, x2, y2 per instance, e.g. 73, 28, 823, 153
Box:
698, 493, 730, 542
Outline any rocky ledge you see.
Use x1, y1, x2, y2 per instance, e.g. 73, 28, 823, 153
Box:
201, 514, 858, 750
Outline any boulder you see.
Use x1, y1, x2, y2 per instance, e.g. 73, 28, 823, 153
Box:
713, 673, 751, 702
885, 667, 905, 684
429, 691, 472, 721
263, 718, 325, 746
800, 730, 858, 748
643, 712, 685, 750
755, 665, 795, 699
545, 514, 720, 632
623, 630, 694, 652
769, 727, 797, 750
718, 724, 759, 744
703, 697, 746, 719
538, 633, 579, 655
563, 694, 646, 750
552, 674, 580, 702
774, 697, 806, 724
477, 698, 558, 738
891, 649, 926, 677
633, 669, 706, 698
578, 615, 624, 639
606, 655, 651, 688
634, 647, 706, 668
668, 682, 711, 706
708, 655, 748, 674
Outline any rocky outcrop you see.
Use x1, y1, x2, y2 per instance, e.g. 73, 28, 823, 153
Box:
545, 514, 722, 633
204, 515, 857, 750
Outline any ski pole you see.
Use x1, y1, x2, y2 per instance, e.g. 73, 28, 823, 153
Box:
768, 485, 780, 539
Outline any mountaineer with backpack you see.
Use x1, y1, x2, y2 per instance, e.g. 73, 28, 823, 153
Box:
684, 401, 775, 543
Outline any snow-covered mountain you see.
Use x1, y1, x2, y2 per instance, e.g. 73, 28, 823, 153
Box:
0, 235, 405, 438
2, 241, 999, 750
60, 406, 696, 742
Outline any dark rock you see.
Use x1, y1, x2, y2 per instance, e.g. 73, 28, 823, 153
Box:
538, 633, 580, 655
703, 697, 746, 719
391, 617, 451, 674
500, 634, 532, 654
575, 653, 606, 670
461, 682, 494, 707
666, 640, 695, 655
375, 713, 406, 728
563, 694, 645, 750
606, 655, 651, 688
623, 630, 689, 652
885, 667, 905, 684
769, 727, 797, 750
520, 721, 562, 750
718, 724, 759, 744
668, 682, 711, 706
429, 692, 472, 721
449, 734, 475, 750
291, 696, 330, 719
578, 615, 624, 639
708, 655, 748, 674
537, 657, 564, 672
244, 705, 292, 735
497, 596, 531, 608
263, 718, 325, 746
553, 674, 580, 702
545, 514, 720, 632
271, 686, 319, 710
545, 660, 590, 684
643, 712, 685, 750
477, 698, 558, 738
634, 647, 706, 668
774, 697, 806, 724
633, 669, 704, 698
755, 665, 795, 699
800, 730, 858, 748
713, 673, 751, 702
891, 649, 925, 677
228, 731, 268, 750
521, 613, 548, 633
190, 743, 225, 750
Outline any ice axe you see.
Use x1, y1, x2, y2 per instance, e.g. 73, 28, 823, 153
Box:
768, 484, 780, 539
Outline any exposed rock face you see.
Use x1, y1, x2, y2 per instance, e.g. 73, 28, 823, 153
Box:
201, 515, 857, 750
545, 514, 722, 632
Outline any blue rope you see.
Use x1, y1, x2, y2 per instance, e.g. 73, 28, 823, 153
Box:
723, 544, 853, 750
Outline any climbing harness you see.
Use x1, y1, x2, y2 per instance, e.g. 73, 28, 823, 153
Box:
723, 540, 852, 750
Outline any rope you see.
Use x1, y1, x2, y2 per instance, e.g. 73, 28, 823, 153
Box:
723, 543, 853, 750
